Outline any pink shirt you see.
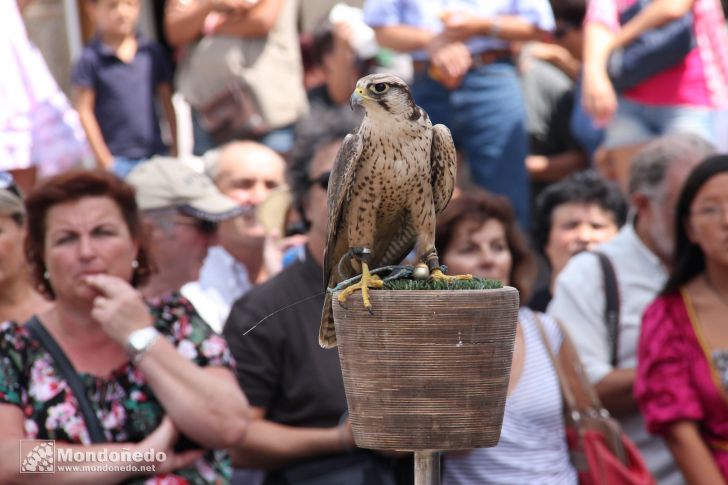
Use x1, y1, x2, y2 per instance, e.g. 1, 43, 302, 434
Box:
585, 0, 728, 107
635, 291, 728, 478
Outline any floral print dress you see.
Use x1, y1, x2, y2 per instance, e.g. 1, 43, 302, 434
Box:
0, 293, 235, 485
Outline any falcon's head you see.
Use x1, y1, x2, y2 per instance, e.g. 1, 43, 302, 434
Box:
349, 74, 419, 120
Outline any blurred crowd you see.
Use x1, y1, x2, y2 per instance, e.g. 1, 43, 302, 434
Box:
2, 0, 728, 484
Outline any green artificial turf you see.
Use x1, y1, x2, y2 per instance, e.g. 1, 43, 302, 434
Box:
329, 265, 503, 293
382, 276, 502, 291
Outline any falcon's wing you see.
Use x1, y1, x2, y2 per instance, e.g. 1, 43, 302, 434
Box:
323, 132, 364, 286
371, 212, 417, 269
431, 124, 457, 215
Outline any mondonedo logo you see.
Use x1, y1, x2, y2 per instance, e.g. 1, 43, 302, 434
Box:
20, 440, 164, 474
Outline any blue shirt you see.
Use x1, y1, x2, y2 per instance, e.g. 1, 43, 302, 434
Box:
363, 0, 555, 61
72, 34, 173, 159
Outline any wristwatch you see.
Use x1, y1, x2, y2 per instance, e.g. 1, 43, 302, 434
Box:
125, 327, 160, 365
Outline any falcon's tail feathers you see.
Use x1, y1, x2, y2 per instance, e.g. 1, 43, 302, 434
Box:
319, 292, 338, 349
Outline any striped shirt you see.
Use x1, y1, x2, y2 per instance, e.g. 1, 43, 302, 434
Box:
443, 308, 577, 485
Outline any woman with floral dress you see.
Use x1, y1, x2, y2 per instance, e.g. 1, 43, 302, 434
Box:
0, 170, 249, 484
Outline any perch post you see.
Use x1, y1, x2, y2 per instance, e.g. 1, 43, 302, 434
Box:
414, 451, 440, 485
333, 287, 520, 485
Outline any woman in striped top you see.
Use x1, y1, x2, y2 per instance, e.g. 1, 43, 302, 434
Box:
436, 188, 577, 484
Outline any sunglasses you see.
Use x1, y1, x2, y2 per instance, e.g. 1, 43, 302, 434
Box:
309, 171, 331, 191
0, 171, 22, 199
284, 219, 309, 237
170, 215, 218, 235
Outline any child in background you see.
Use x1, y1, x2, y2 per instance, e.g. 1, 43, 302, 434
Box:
73, 0, 177, 178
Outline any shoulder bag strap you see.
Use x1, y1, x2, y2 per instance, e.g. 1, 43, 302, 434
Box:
26, 317, 107, 443
593, 251, 621, 368
535, 312, 630, 464
533, 311, 605, 414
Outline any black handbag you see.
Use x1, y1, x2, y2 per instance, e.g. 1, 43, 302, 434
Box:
608, 0, 695, 92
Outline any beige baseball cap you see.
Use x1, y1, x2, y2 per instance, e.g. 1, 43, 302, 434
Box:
0, 172, 24, 216
126, 157, 244, 222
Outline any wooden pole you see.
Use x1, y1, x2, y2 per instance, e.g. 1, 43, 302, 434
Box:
415, 450, 440, 485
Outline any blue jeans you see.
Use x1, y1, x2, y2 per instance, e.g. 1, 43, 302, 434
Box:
571, 79, 605, 161
112, 157, 145, 178
603, 96, 716, 149
411, 60, 530, 230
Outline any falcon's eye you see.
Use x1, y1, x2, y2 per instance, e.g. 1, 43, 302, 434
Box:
369, 83, 389, 94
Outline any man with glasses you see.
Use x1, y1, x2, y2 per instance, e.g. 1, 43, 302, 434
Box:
524, 0, 605, 176
126, 156, 243, 301
223, 109, 404, 484
547, 0, 605, 163
548, 133, 715, 484
521, 0, 589, 186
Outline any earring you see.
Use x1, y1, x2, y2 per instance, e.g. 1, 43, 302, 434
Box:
43, 271, 49, 280
131, 260, 139, 269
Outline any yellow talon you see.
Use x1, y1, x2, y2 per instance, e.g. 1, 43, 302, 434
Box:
337, 262, 384, 309
430, 268, 472, 282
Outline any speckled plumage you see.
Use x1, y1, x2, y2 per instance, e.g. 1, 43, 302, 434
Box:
319, 73, 457, 348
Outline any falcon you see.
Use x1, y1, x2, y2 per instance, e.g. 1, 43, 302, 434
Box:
319, 73, 466, 349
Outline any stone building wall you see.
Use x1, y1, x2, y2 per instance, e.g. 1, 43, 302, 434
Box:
23, 0, 73, 95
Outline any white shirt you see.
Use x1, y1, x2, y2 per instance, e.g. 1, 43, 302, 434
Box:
444, 308, 577, 485
548, 222, 684, 485
182, 246, 252, 333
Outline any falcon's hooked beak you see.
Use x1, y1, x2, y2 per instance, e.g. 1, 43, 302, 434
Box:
349, 87, 366, 110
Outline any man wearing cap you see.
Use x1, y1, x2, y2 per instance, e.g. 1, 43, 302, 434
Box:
182, 141, 287, 332
125, 157, 243, 300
